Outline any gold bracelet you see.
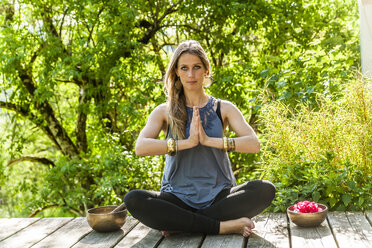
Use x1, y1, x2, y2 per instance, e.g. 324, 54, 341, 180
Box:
167, 138, 176, 156
228, 138, 235, 152
222, 137, 228, 152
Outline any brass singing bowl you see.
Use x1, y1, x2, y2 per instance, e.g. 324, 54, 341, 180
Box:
87, 206, 127, 232
287, 203, 328, 227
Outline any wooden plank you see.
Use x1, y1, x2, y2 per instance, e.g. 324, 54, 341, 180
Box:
346, 212, 372, 245
328, 212, 372, 248
289, 214, 337, 248
247, 213, 289, 248
0, 218, 40, 241
201, 234, 244, 248
72, 216, 138, 248
157, 233, 204, 248
0, 217, 73, 248
115, 222, 163, 248
32, 217, 92, 248
366, 211, 372, 226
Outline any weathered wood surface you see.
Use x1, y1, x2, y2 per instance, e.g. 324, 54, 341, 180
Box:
328, 212, 372, 248
157, 232, 204, 248
33, 217, 92, 248
115, 222, 163, 248
0, 217, 72, 248
201, 234, 245, 248
72, 217, 138, 248
289, 218, 336, 248
247, 213, 289, 248
0, 217, 39, 241
0, 212, 371, 248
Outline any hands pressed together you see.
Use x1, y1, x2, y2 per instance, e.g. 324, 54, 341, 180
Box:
188, 106, 209, 147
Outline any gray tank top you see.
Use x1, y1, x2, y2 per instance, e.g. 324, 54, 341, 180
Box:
161, 96, 236, 209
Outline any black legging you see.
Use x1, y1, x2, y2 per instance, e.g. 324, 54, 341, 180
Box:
124, 180, 275, 235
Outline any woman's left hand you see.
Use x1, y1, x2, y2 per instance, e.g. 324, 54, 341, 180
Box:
195, 108, 209, 145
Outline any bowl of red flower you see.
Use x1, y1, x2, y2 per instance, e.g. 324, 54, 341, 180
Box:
287, 201, 328, 227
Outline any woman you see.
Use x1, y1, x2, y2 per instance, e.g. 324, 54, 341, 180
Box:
124, 40, 275, 237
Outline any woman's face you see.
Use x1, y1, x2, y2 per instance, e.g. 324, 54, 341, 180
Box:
176, 53, 207, 90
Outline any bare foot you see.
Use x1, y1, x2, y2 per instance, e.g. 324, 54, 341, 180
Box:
219, 217, 255, 237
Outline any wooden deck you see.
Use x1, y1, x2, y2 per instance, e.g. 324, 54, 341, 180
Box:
0, 212, 371, 248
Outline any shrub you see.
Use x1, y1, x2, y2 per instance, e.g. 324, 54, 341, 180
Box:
249, 77, 372, 211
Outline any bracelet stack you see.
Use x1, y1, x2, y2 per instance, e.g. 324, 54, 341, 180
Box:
167, 138, 177, 156
228, 137, 235, 152
222, 137, 235, 152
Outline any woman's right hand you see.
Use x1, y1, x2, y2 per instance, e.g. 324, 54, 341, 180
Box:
187, 106, 200, 147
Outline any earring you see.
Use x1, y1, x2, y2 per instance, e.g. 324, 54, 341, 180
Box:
203, 76, 212, 87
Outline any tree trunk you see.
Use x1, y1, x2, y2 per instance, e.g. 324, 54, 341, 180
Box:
18, 67, 79, 157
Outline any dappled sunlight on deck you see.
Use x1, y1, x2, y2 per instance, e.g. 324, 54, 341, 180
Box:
0, 212, 371, 247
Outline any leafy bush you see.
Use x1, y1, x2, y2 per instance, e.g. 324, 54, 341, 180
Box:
0, 133, 163, 217
29, 144, 163, 217
249, 78, 372, 211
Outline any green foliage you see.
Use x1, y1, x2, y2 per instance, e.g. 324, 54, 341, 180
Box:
254, 79, 372, 211
34, 147, 162, 216
1, 136, 162, 217
267, 155, 371, 212
0, 0, 366, 216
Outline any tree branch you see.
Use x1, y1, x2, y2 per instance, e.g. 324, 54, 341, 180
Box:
29, 42, 47, 68
147, 0, 155, 17
0, 100, 63, 151
205, 36, 217, 66
59, 7, 69, 37
159, 24, 203, 34
28, 204, 59, 218
8, 156, 56, 167
17, 65, 79, 157
0, 100, 29, 116
158, 0, 183, 23
42, 8, 60, 38
42, 7, 71, 56
139, 0, 182, 44
54, 78, 74, 83
76, 86, 88, 153
151, 38, 166, 77
86, 7, 104, 47
28, 203, 82, 217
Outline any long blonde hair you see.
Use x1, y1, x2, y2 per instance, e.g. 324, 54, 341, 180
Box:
164, 40, 212, 139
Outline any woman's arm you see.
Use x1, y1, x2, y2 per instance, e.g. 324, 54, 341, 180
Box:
200, 100, 260, 153
135, 104, 199, 156
223, 101, 260, 153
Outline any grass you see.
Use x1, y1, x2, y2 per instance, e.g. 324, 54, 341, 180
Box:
256, 76, 371, 211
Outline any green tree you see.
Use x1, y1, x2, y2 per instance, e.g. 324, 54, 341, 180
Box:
0, 0, 361, 216
0, 0, 184, 216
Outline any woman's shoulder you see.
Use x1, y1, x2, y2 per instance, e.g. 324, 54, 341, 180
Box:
219, 99, 237, 110
218, 99, 242, 119
151, 103, 168, 119
155, 102, 168, 110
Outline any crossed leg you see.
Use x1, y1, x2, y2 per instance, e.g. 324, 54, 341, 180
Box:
124, 180, 275, 236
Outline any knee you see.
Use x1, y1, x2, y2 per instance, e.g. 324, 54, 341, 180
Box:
124, 189, 145, 214
259, 180, 276, 203
249, 180, 275, 203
